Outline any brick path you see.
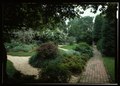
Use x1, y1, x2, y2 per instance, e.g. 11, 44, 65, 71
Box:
78, 45, 110, 84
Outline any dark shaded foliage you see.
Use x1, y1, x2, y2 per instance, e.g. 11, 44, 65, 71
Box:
36, 42, 58, 60
75, 42, 93, 58
96, 3, 117, 57
29, 42, 58, 68
40, 63, 71, 83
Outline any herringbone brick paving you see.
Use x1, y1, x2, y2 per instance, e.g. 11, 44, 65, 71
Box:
79, 45, 110, 84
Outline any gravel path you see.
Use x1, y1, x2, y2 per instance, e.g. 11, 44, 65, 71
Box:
7, 55, 40, 79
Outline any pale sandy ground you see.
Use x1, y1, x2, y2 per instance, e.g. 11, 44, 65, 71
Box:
7, 55, 40, 79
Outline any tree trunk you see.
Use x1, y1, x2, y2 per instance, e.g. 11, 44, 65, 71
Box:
0, 37, 8, 84
1, 3, 8, 84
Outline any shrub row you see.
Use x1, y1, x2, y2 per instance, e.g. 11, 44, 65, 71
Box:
5, 40, 36, 52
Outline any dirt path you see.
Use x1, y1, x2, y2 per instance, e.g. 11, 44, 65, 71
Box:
59, 47, 69, 51
78, 45, 110, 84
7, 55, 40, 79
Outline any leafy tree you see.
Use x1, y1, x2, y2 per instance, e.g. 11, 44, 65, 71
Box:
93, 15, 104, 44
102, 3, 117, 57
2, 3, 79, 42
96, 3, 117, 57
12, 28, 37, 44
68, 16, 93, 45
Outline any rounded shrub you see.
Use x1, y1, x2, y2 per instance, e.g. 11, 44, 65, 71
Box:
36, 42, 58, 60
39, 62, 71, 83
74, 42, 93, 58
60, 55, 86, 74
29, 42, 58, 68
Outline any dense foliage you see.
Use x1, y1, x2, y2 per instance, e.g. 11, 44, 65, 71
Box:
38, 51, 87, 82
93, 15, 103, 44
5, 40, 36, 52
36, 42, 58, 59
68, 16, 93, 45
75, 42, 93, 58
40, 62, 71, 83
13, 28, 37, 44
29, 42, 58, 68
94, 3, 117, 57
60, 55, 86, 73
29, 41, 91, 82
2, 3, 82, 42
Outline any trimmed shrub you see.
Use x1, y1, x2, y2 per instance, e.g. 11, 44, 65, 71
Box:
60, 55, 86, 73
40, 62, 71, 83
29, 42, 58, 68
5, 40, 36, 52
29, 53, 55, 68
5, 40, 22, 51
36, 42, 58, 60
74, 42, 93, 58
11, 44, 35, 52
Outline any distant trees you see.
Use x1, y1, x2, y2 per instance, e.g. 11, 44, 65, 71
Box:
94, 3, 117, 57
100, 3, 116, 57
2, 3, 80, 42
93, 15, 104, 44
68, 16, 93, 45
37, 28, 67, 44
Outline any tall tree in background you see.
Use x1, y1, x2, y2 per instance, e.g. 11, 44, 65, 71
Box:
101, 3, 117, 57
68, 16, 93, 45
2, 3, 79, 42
96, 3, 117, 57
93, 15, 104, 44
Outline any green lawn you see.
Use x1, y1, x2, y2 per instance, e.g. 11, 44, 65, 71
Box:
103, 57, 115, 83
7, 51, 35, 56
61, 44, 78, 50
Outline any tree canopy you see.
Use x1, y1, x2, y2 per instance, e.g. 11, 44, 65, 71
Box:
93, 15, 104, 44
95, 3, 117, 57
68, 16, 93, 45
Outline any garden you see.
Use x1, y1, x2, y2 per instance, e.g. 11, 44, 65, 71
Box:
1, 2, 117, 84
